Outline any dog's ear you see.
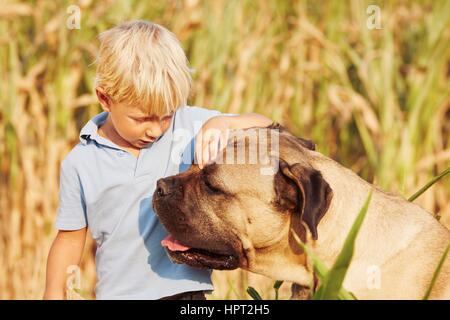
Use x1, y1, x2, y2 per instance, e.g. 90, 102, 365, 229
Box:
275, 158, 333, 240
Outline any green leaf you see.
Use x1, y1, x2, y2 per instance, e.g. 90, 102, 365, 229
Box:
273, 280, 283, 300
291, 232, 356, 300
246, 286, 263, 300
293, 235, 328, 280
408, 167, 450, 202
314, 191, 372, 300
423, 241, 450, 300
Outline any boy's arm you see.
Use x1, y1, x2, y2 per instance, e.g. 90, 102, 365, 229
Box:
43, 228, 87, 300
219, 112, 273, 130
195, 112, 273, 168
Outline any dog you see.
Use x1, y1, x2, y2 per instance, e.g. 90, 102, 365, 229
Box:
152, 123, 450, 299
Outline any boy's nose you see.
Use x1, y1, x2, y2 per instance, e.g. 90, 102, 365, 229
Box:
146, 124, 164, 139
145, 130, 156, 139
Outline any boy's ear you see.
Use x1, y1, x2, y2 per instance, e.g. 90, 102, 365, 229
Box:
95, 87, 112, 112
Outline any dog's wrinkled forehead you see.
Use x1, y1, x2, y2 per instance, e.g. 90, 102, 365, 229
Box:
215, 124, 315, 170
201, 125, 317, 197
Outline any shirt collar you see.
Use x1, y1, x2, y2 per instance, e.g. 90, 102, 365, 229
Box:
79, 111, 109, 145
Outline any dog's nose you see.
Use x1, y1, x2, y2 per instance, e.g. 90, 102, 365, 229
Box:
156, 179, 169, 197
156, 177, 182, 197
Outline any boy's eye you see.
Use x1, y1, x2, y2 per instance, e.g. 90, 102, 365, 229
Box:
130, 116, 148, 123
130, 114, 172, 123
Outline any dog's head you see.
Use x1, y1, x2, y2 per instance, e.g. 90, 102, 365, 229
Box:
152, 123, 333, 272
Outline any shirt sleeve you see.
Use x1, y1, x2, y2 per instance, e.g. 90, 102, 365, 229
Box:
54, 158, 87, 230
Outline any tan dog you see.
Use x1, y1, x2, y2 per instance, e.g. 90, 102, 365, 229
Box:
153, 123, 450, 300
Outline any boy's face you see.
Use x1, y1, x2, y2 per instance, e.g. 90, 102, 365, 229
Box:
96, 88, 173, 149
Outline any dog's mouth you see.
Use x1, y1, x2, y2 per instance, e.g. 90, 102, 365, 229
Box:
161, 234, 239, 270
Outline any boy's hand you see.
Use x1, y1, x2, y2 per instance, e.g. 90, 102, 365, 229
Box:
195, 116, 230, 169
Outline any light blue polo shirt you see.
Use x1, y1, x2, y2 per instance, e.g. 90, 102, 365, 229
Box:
55, 105, 232, 299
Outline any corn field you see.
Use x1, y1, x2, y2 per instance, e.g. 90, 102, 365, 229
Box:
0, 0, 449, 300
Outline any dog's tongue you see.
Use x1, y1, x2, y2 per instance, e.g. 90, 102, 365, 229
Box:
161, 234, 191, 251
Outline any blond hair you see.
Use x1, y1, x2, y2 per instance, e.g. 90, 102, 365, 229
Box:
94, 20, 192, 115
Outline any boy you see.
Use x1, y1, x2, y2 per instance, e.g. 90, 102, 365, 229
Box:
43, 20, 272, 300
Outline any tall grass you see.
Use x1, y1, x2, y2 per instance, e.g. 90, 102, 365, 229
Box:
0, 0, 449, 299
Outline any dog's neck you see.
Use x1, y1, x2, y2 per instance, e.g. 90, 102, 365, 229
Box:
251, 233, 315, 286
249, 150, 449, 298
312, 157, 374, 264
310, 154, 432, 267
